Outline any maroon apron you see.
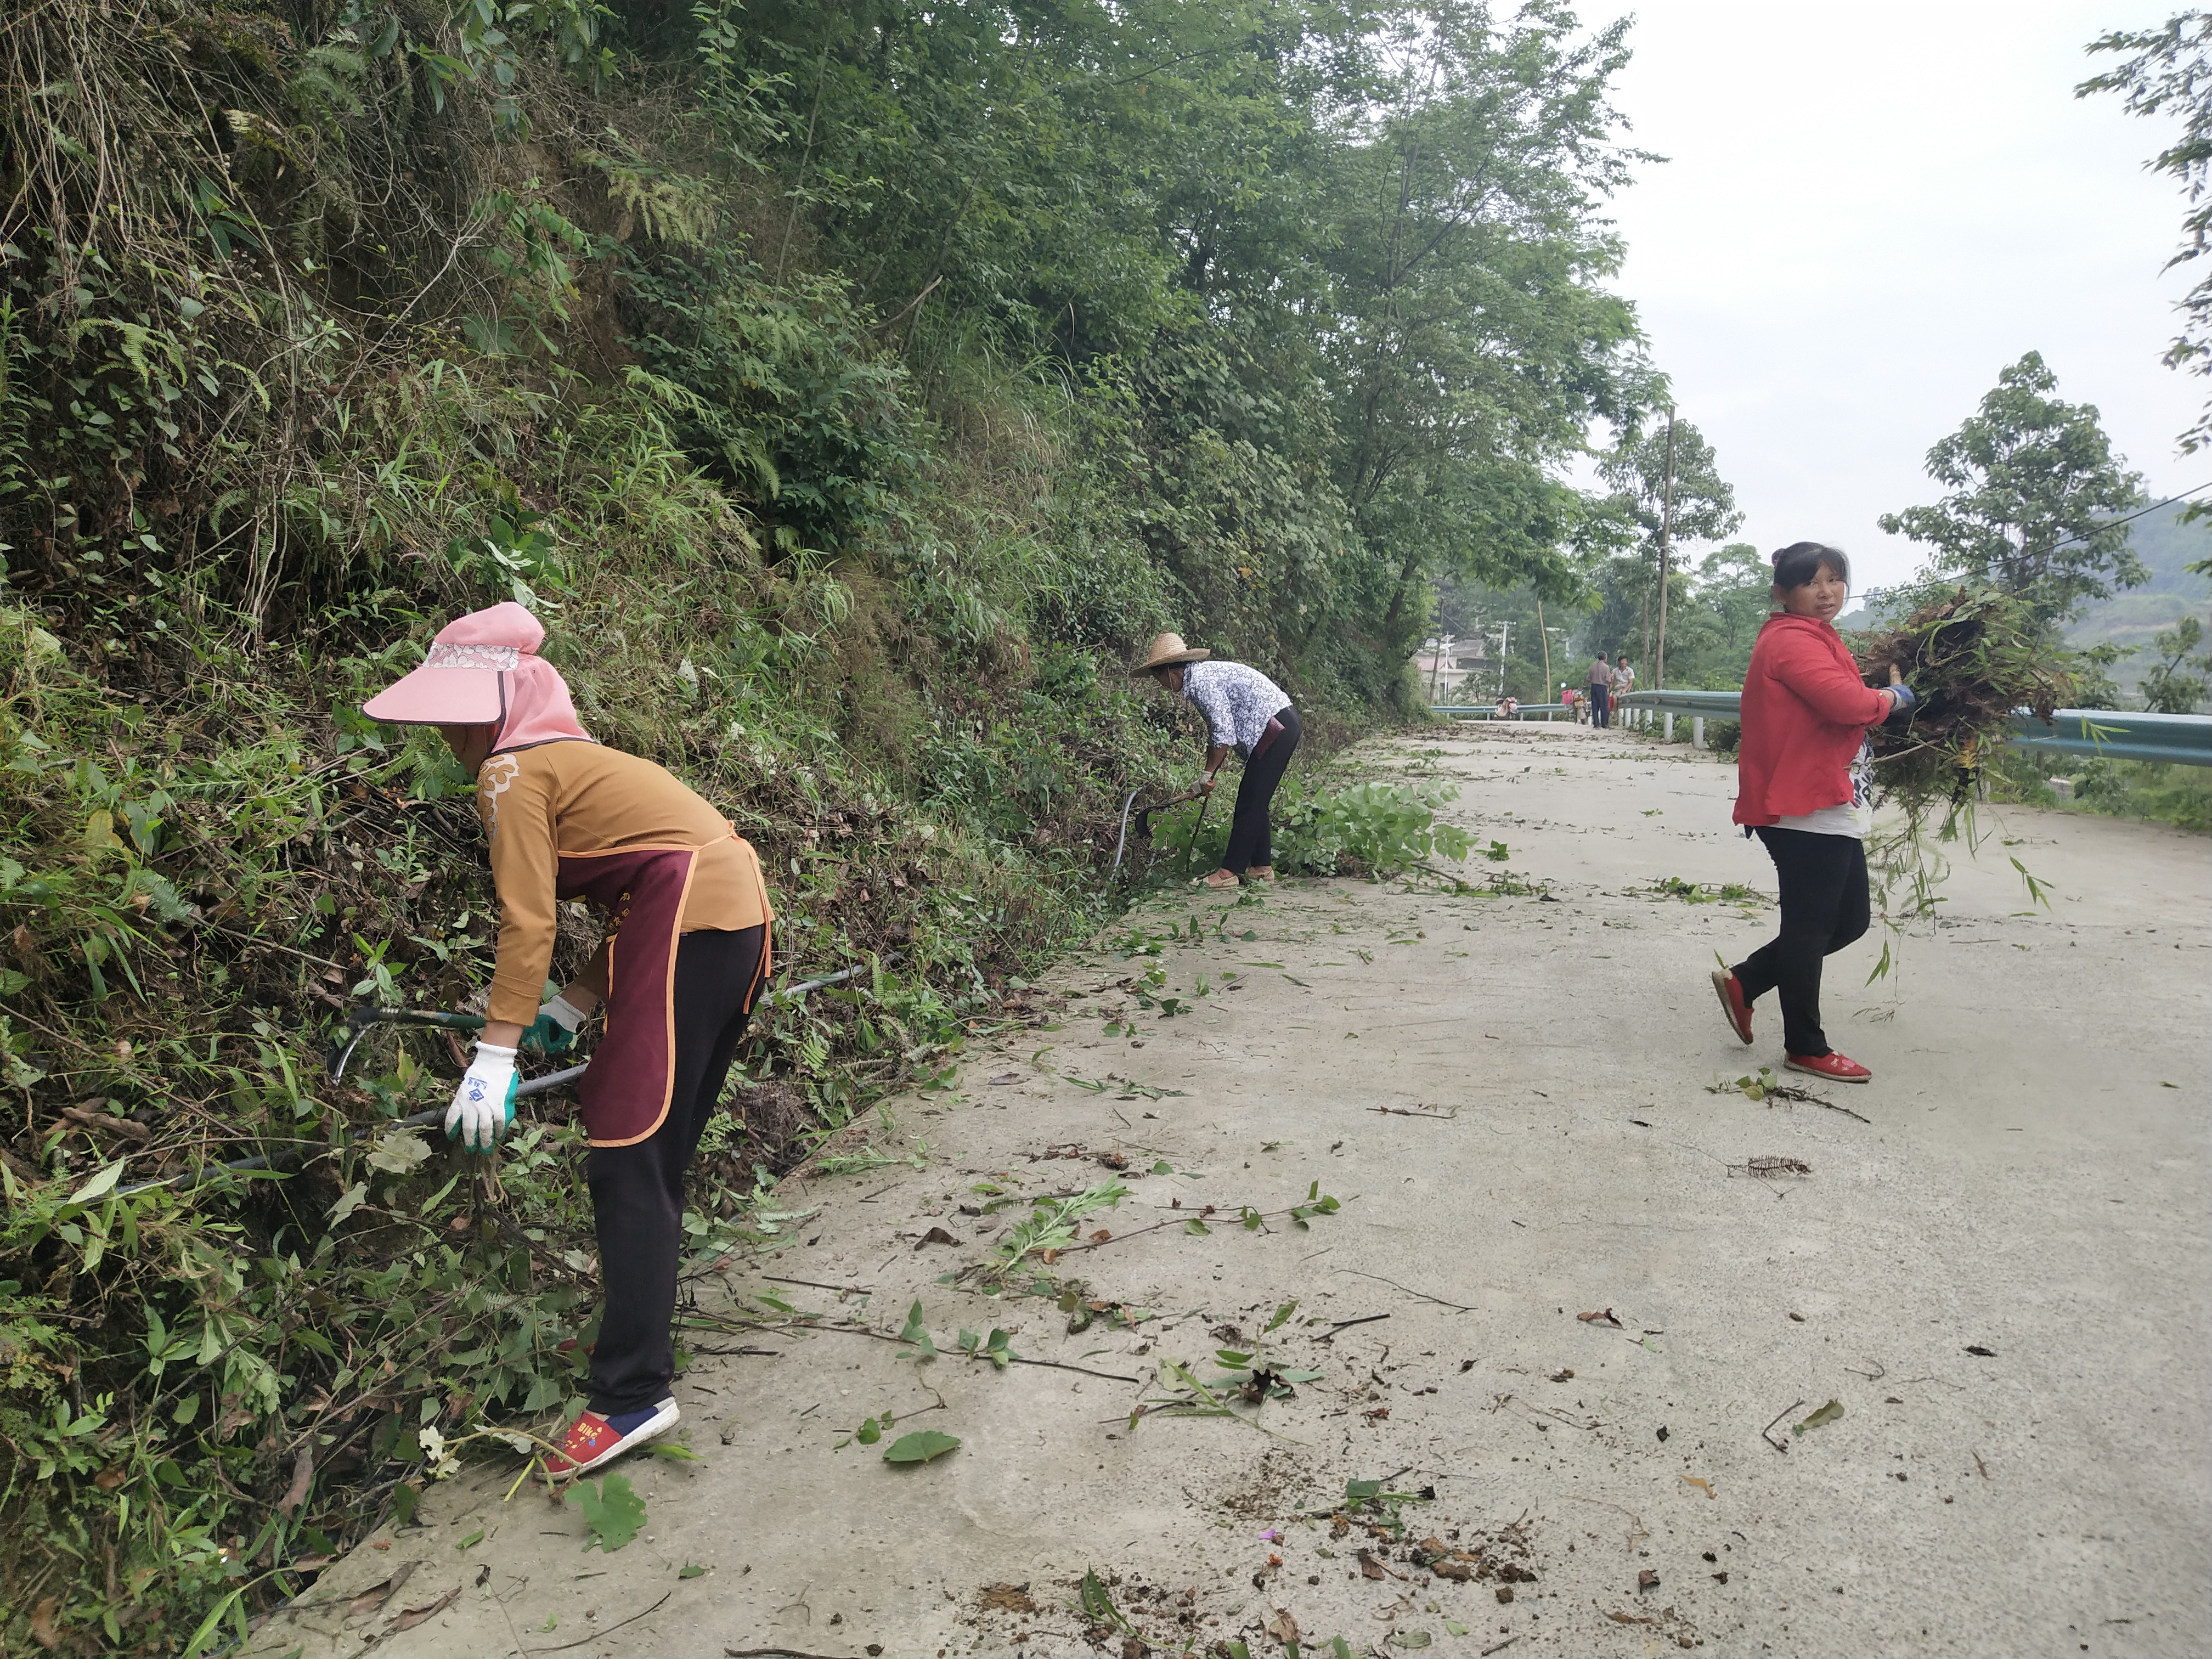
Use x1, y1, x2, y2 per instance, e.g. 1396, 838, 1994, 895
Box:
553, 842, 766, 1147
555, 847, 693, 1147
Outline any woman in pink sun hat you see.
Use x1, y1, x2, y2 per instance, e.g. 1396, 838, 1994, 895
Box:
364, 601, 776, 1479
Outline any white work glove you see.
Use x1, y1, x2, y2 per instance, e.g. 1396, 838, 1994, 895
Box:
522, 992, 588, 1057
444, 1042, 518, 1153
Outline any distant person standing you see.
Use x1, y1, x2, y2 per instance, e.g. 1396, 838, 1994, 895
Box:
1585, 652, 1612, 729
1710, 543, 1914, 1084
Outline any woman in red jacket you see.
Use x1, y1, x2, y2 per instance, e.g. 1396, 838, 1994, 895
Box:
1711, 544, 1914, 1082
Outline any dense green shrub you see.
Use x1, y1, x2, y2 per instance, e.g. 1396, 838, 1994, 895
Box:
1274, 781, 1475, 877
0, 0, 1658, 1647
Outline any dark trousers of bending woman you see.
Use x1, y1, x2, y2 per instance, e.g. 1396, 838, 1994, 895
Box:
584, 923, 766, 1413
1222, 707, 1301, 874
1732, 827, 1868, 1058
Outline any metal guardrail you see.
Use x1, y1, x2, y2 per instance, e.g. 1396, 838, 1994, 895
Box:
2006, 708, 2212, 766
1615, 689, 1742, 720
1612, 691, 2212, 768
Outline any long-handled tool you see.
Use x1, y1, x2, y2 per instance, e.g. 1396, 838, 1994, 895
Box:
1108, 785, 1213, 884
120, 962, 883, 1198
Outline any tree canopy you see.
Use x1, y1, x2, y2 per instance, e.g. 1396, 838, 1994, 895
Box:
1877, 352, 2147, 625
2080, 10, 2212, 454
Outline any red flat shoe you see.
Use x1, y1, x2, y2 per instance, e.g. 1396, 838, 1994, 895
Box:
1711, 970, 1753, 1046
543, 1398, 680, 1481
1786, 1051, 1872, 1084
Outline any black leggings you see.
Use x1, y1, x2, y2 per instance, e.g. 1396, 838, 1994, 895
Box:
1223, 707, 1300, 874
1733, 828, 1869, 1058
585, 924, 766, 1413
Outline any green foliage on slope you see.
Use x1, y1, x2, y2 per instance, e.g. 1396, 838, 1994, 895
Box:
0, 1, 1658, 1647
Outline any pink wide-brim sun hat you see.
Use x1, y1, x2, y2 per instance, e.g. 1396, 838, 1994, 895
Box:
363, 601, 546, 727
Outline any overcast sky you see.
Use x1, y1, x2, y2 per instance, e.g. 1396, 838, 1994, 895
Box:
1589, 0, 2202, 590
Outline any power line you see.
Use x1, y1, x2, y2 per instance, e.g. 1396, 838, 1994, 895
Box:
2052, 479, 2212, 548
1915, 479, 2212, 578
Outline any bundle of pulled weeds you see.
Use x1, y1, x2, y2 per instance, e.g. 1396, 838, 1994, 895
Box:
1850, 583, 2074, 822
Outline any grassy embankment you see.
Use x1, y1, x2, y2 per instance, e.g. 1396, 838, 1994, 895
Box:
0, 8, 1415, 1650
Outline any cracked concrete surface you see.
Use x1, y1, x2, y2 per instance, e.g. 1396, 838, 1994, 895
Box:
251, 725, 2211, 1659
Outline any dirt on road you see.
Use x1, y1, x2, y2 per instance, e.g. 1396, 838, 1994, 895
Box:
253, 725, 2212, 1659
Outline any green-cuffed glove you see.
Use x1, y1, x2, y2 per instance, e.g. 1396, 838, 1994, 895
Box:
444, 1043, 519, 1153
522, 992, 587, 1057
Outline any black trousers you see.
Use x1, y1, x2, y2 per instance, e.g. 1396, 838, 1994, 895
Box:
1589, 685, 1611, 727
585, 923, 767, 1414
1733, 828, 1869, 1058
1223, 707, 1300, 874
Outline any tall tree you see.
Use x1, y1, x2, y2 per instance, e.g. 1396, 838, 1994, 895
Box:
1878, 352, 2147, 624
2079, 12, 2212, 454
1593, 415, 1740, 672
1318, 1, 1650, 659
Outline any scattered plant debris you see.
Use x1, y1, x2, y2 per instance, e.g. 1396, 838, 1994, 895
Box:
1793, 1400, 1844, 1436
567, 1474, 647, 1553
883, 1430, 961, 1465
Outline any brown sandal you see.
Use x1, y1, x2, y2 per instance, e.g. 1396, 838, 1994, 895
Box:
1246, 866, 1276, 883
1196, 868, 1241, 889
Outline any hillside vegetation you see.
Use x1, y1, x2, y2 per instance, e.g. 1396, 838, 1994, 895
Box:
2067, 501, 2212, 698
0, 1, 1659, 1649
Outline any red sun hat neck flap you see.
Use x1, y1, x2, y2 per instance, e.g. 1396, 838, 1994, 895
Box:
362, 601, 593, 753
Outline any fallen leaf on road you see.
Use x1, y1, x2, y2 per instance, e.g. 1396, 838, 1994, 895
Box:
1359, 1548, 1406, 1581
979, 1584, 1035, 1613
1264, 1609, 1300, 1643
1793, 1399, 1844, 1435
988, 1073, 1020, 1085
1394, 1633, 1432, 1649
1637, 1569, 1659, 1590
1607, 1609, 1657, 1624
1578, 1309, 1623, 1328
348, 1562, 418, 1618
1680, 1475, 1715, 1498
1743, 1155, 1812, 1177
391, 1585, 461, 1631
913, 1226, 960, 1249
883, 1430, 961, 1464
1965, 1345, 1996, 1357
1549, 1368, 1574, 1382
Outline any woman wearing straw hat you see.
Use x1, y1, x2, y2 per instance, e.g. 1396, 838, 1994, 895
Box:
363, 601, 775, 1479
1130, 633, 1300, 890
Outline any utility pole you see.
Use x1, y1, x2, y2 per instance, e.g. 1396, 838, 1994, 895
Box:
1426, 631, 1449, 705
1536, 596, 1552, 699
1654, 404, 1678, 692
1497, 620, 1511, 698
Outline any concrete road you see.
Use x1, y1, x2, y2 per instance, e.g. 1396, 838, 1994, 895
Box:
254, 725, 2211, 1659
